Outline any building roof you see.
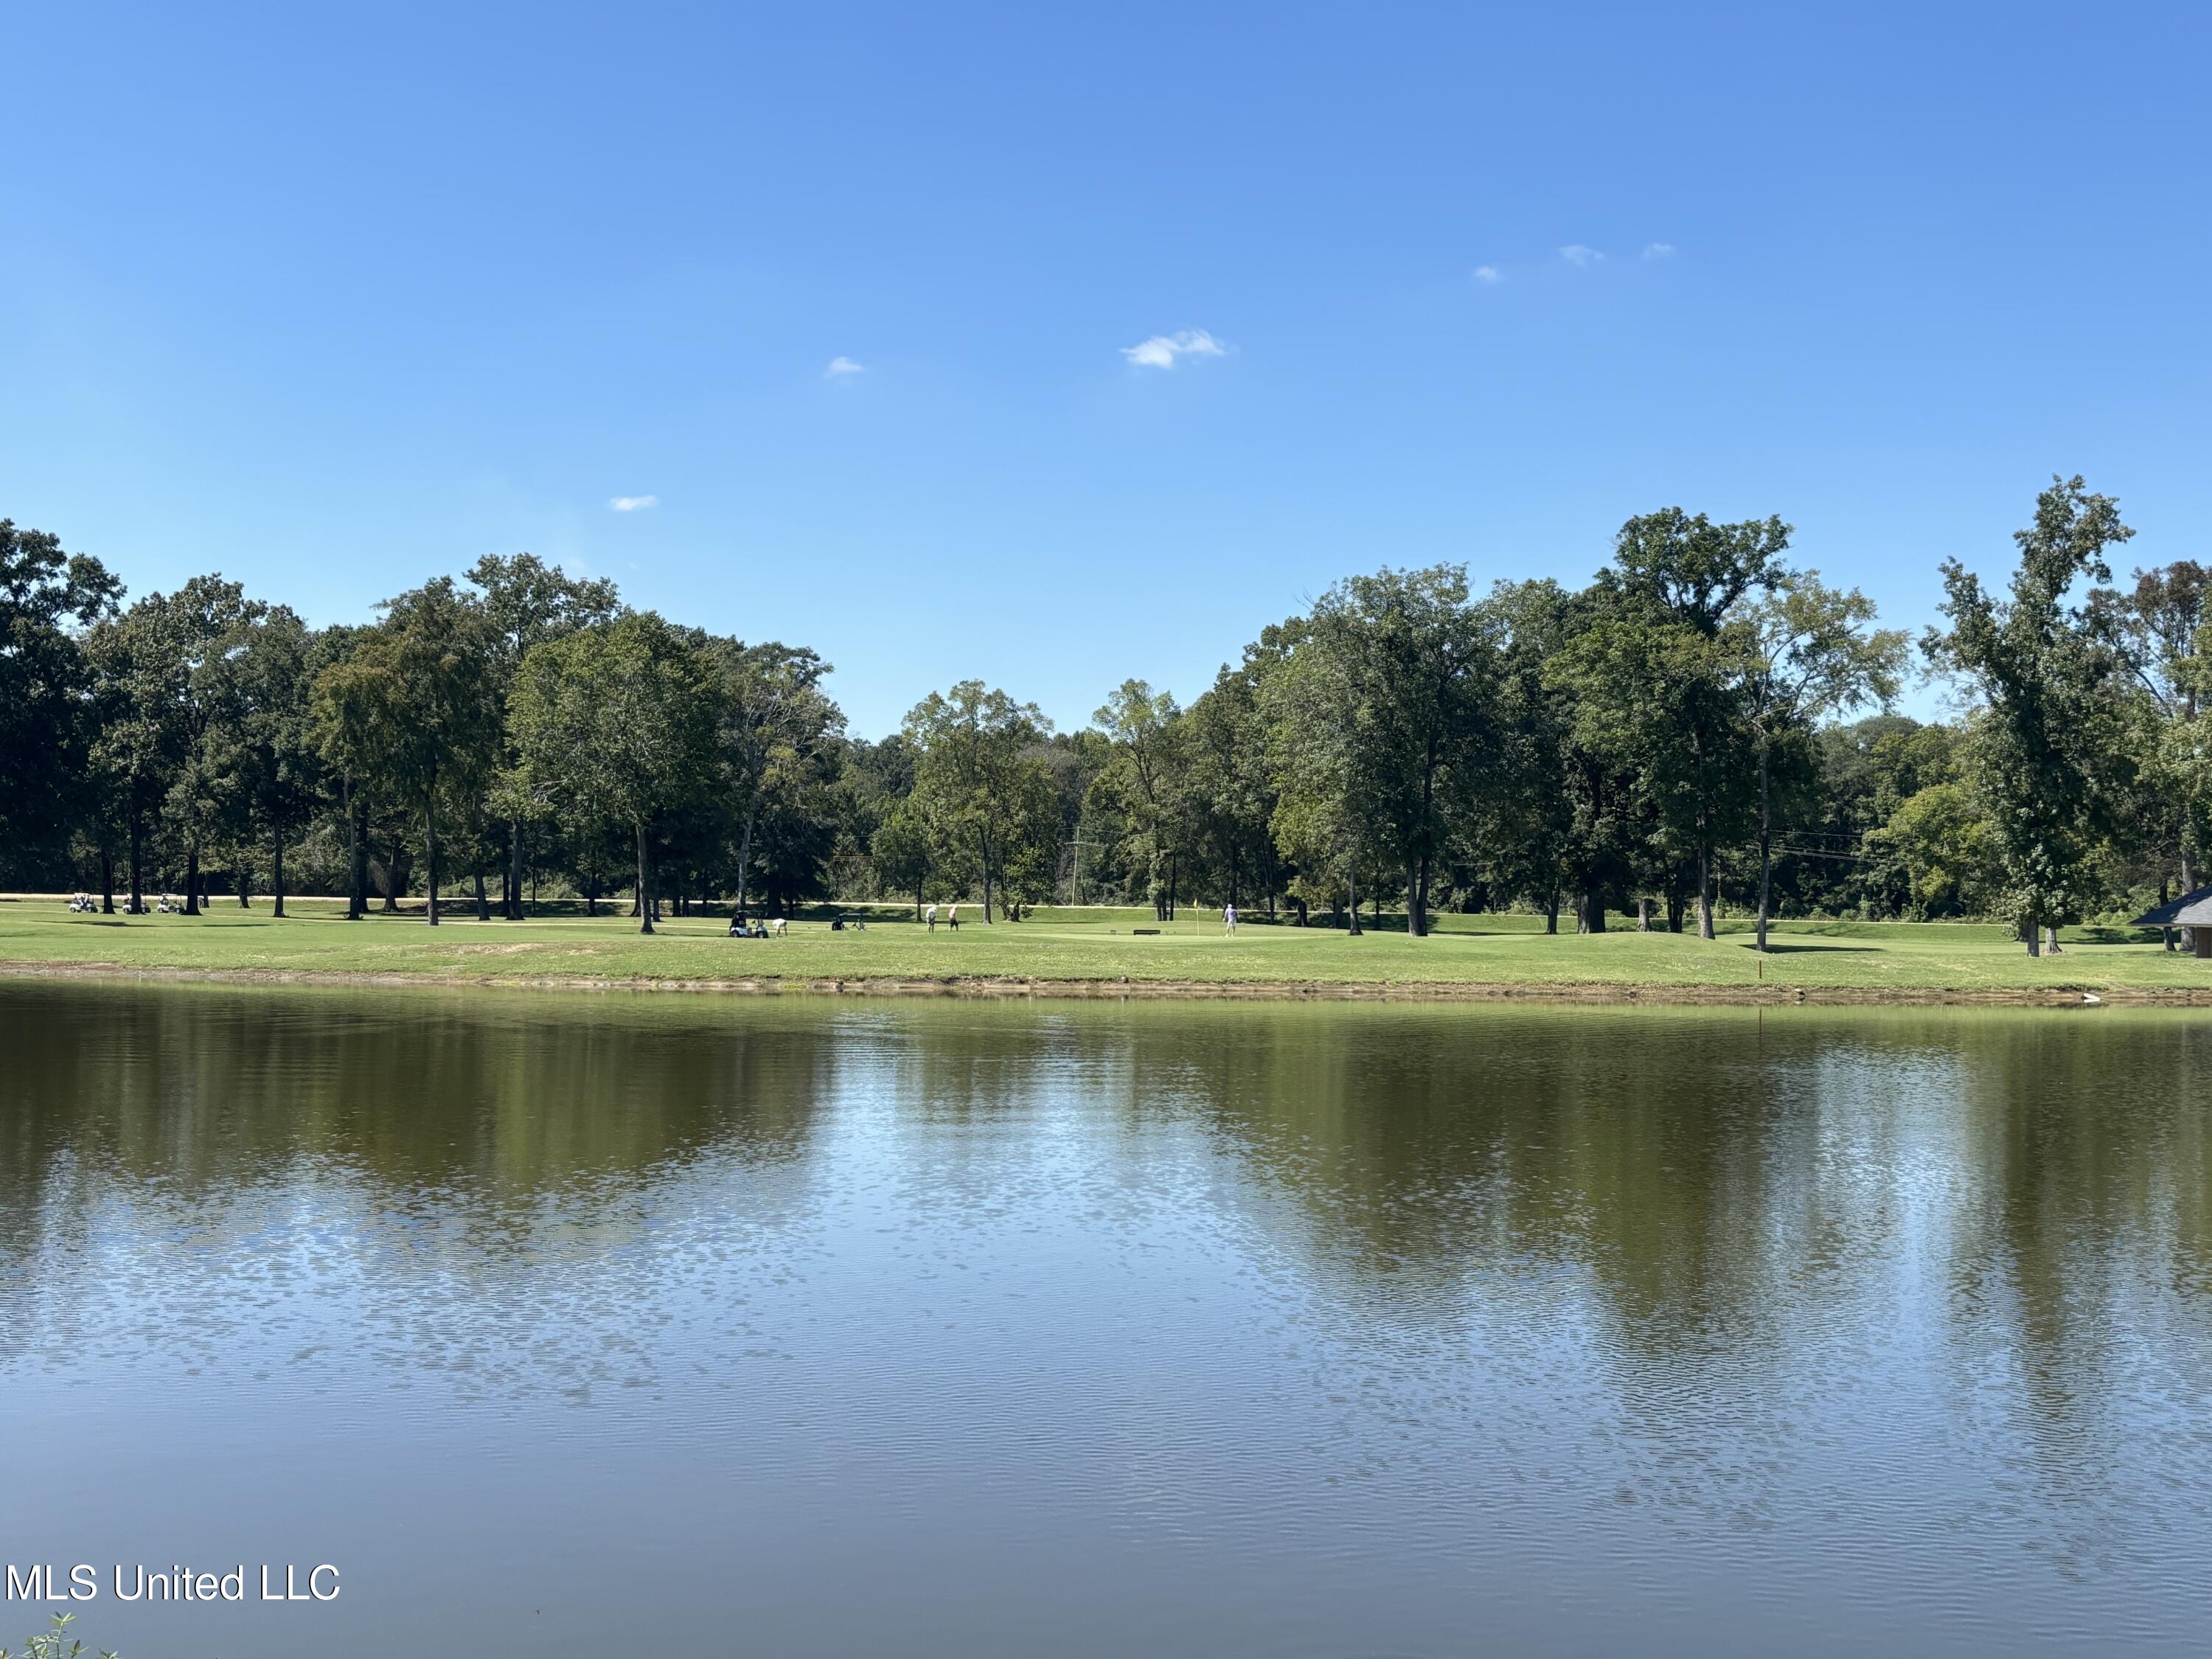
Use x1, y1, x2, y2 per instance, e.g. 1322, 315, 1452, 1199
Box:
2132, 883, 2212, 927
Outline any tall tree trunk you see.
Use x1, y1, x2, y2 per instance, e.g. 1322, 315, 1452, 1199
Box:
380, 830, 401, 912
474, 862, 489, 922
128, 807, 143, 914
733, 799, 760, 919
273, 832, 286, 918
237, 852, 251, 906
980, 830, 996, 923
1755, 747, 1773, 953
1545, 887, 1559, 934
1585, 891, 1605, 933
347, 782, 366, 919
508, 819, 524, 920
636, 821, 654, 934
1638, 897, 1652, 931
100, 849, 115, 914
2025, 911, 2041, 957
1696, 840, 1714, 939
2181, 849, 2197, 954
1346, 866, 1361, 936
425, 795, 441, 925
1407, 858, 1424, 938
185, 844, 201, 915
2045, 925, 2062, 955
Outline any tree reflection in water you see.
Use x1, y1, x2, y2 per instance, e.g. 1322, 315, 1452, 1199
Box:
4, 984, 2210, 1655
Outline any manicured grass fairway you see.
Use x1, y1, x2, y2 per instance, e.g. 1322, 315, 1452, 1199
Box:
4, 898, 2210, 995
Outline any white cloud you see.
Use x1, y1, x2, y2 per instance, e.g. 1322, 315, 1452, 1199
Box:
824, 355, 865, 377
608, 495, 658, 512
1559, 245, 1604, 268
1641, 242, 1676, 260
1472, 265, 1503, 284
1121, 329, 1227, 369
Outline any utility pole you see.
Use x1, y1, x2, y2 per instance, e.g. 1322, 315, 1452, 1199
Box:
1065, 839, 1104, 909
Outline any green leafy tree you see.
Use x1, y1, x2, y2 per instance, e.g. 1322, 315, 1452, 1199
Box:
1787, 715, 1942, 918
2157, 695, 2212, 904
1557, 599, 1750, 938
1262, 615, 1377, 933
1611, 508, 1793, 631
97, 575, 259, 914
1868, 782, 1994, 918
1091, 680, 1190, 919
1180, 657, 1282, 914
172, 577, 262, 910
833, 734, 917, 897
206, 605, 321, 915
2094, 560, 2211, 900
317, 578, 501, 925
467, 553, 622, 917
1, 1610, 117, 1658
2099, 560, 2208, 719
1483, 579, 1588, 929
506, 613, 717, 933
2138, 611, 2212, 941
0, 521, 121, 885
1262, 567, 1496, 936
1267, 745, 1374, 931
869, 796, 936, 917
903, 680, 1057, 922
84, 597, 186, 913
1736, 573, 1907, 947
706, 641, 842, 917
309, 624, 381, 917
1927, 476, 2136, 955
1559, 510, 1791, 938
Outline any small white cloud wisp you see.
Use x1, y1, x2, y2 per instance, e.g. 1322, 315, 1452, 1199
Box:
824, 356, 865, 378
1641, 242, 1676, 260
1473, 265, 1503, 284
1559, 245, 1604, 268
608, 495, 658, 512
1121, 330, 1227, 369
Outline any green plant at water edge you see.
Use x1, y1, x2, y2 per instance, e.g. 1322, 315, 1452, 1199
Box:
0, 1612, 118, 1658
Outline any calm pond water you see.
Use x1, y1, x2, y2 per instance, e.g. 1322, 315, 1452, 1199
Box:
4, 983, 2211, 1657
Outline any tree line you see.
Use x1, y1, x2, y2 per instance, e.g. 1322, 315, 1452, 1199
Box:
3, 476, 2206, 953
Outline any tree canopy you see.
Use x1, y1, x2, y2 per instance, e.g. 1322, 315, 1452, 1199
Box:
7, 475, 2202, 955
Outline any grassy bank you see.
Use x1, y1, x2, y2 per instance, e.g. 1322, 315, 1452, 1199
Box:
4, 897, 2210, 1002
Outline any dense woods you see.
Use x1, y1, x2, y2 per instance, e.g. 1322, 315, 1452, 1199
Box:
4, 476, 2208, 953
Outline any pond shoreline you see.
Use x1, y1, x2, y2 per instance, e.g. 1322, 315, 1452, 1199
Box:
6, 959, 2208, 1006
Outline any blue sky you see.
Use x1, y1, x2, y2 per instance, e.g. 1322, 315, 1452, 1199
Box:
6, 3, 2208, 737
